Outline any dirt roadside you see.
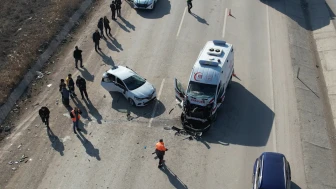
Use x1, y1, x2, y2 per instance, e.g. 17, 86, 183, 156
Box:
0, 0, 105, 140
0, 0, 86, 106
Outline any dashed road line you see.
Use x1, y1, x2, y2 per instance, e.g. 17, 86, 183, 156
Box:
177, 7, 187, 38
148, 79, 165, 127
222, 8, 228, 38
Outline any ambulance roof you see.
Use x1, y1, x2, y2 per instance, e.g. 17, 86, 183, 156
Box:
190, 40, 233, 85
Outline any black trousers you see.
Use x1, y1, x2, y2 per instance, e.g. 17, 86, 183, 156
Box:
94, 41, 100, 51
79, 88, 88, 99
99, 27, 104, 37
187, 2, 192, 12
105, 26, 111, 35
75, 58, 83, 67
117, 9, 121, 16
41, 117, 49, 127
112, 10, 116, 19
73, 120, 79, 133
155, 150, 165, 165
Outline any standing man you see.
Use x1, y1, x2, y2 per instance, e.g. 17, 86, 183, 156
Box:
116, 0, 122, 17
59, 79, 66, 92
92, 30, 101, 52
66, 74, 77, 98
76, 75, 89, 100
39, 106, 50, 128
104, 16, 112, 36
187, 0, 192, 13
61, 86, 70, 106
155, 139, 168, 168
73, 46, 83, 68
98, 18, 105, 38
70, 107, 82, 134
110, 1, 116, 20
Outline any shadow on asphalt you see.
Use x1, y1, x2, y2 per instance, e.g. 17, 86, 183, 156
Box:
197, 81, 274, 148
119, 16, 135, 31
291, 182, 301, 189
191, 12, 209, 25
260, 0, 335, 31
160, 164, 188, 189
47, 128, 65, 156
97, 50, 116, 67
77, 131, 101, 161
134, 0, 171, 19
78, 67, 95, 82
110, 92, 165, 119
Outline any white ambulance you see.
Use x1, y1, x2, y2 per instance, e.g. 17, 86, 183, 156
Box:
175, 40, 234, 133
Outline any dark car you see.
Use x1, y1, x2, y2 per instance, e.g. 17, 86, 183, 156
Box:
252, 152, 291, 189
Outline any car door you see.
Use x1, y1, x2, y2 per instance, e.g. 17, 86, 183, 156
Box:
115, 77, 128, 96
101, 73, 118, 91
285, 161, 291, 189
174, 78, 185, 102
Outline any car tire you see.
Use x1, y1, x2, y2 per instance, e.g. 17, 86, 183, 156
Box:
129, 98, 136, 106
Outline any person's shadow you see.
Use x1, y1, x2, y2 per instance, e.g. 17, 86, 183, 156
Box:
84, 98, 103, 124
107, 35, 123, 51
191, 13, 209, 25
160, 164, 188, 189
119, 16, 135, 31
47, 128, 65, 156
77, 131, 101, 161
78, 68, 94, 82
97, 50, 116, 66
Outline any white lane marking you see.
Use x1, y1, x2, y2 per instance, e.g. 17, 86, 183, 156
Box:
266, 2, 277, 152
177, 7, 187, 37
222, 8, 228, 38
148, 79, 165, 127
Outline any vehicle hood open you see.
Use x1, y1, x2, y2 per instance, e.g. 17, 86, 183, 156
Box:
131, 81, 155, 98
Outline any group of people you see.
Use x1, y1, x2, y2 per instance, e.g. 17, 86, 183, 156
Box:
39, 0, 170, 167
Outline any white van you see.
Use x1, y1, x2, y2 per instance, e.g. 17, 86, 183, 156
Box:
175, 40, 234, 132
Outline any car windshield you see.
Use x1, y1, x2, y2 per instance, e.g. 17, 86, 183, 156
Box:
123, 75, 146, 90
187, 81, 217, 98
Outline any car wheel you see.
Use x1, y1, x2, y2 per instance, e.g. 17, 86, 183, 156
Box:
129, 98, 136, 106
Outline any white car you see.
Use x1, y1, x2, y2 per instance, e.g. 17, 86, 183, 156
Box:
101, 66, 156, 106
132, 0, 157, 9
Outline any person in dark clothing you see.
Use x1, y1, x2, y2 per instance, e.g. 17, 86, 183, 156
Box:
76, 75, 89, 100
187, 0, 192, 13
110, 1, 116, 20
92, 30, 101, 52
116, 0, 121, 17
61, 87, 70, 106
73, 46, 83, 68
98, 18, 105, 38
66, 74, 77, 98
70, 107, 82, 134
103, 16, 111, 36
39, 106, 50, 128
59, 79, 66, 92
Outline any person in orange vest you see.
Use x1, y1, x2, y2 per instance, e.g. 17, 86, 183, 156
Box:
155, 139, 168, 168
70, 107, 82, 134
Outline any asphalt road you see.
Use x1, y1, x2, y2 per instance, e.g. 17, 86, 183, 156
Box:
0, 0, 309, 188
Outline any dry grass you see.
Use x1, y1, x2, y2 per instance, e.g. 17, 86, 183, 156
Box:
0, 0, 84, 105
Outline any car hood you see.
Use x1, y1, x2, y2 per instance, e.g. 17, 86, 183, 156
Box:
134, 0, 153, 4
131, 81, 155, 98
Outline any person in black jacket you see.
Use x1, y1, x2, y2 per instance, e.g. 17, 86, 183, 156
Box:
104, 16, 111, 36
73, 46, 83, 68
39, 106, 50, 128
59, 79, 66, 92
98, 18, 105, 38
92, 30, 101, 52
110, 1, 116, 20
116, 0, 121, 17
76, 75, 89, 100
